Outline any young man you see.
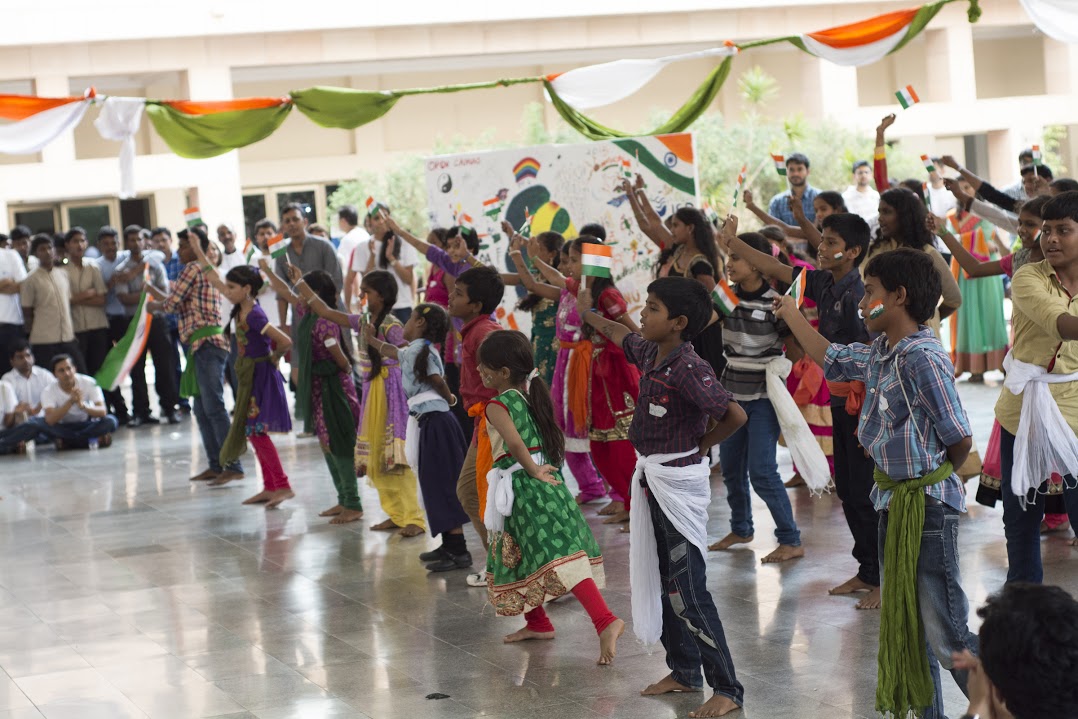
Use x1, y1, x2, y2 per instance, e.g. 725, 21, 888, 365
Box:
115, 227, 180, 426
20, 234, 85, 372
723, 213, 879, 608
841, 160, 880, 223
1, 340, 51, 419
768, 153, 819, 226
274, 203, 343, 338
9, 226, 37, 272
335, 204, 370, 274
0, 378, 41, 454
148, 228, 243, 482
95, 227, 132, 425
775, 248, 977, 719
150, 226, 189, 413
995, 190, 1078, 583
249, 219, 282, 329
445, 265, 503, 585
38, 354, 118, 449
63, 228, 111, 389
0, 242, 27, 377
579, 277, 747, 719
347, 204, 419, 323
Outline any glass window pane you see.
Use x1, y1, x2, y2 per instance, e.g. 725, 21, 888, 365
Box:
243, 194, 267, 240
276, 191, 316, 224
13, 209, 56, 235
66, 205, 111, 246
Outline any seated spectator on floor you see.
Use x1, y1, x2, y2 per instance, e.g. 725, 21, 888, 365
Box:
39, 354, 117, 449
0, 379, 41, 455
1, 340, 50, 419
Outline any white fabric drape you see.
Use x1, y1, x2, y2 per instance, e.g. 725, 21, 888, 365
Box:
93, 96, 146, 199
799, 26, 907, 66
1020, 0, 1078, 44
483, 452, 544, 534
628, 449, 710, 646
404, 390, 444, 470
0, 99, 90, 154
547, 46, 738, 110
1002, 352, 1078, 499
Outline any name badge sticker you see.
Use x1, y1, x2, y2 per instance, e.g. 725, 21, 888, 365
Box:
649, 402, 668, 418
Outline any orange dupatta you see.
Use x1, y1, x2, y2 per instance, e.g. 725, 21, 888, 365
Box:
468, 402, 492, 520
559, 338, 593, 433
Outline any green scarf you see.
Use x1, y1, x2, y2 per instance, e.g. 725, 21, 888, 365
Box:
179, 326, 224, 399
218, 354, 270, 467
294, 311, 356, 456
294, 311, 318, 432
874, 460, 955, 718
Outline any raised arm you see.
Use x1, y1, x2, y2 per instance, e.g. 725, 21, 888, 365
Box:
623, 176, 675, 249
187, 237, 231, 295
717, 214, 795, 285
361, 320, 400, 360
926, 215, 1005, 278
257, 257, 302, 305
772, 295, 830, 368
874, 114, 895, 192
294, 279, 353, 328
743, 189, 800, 235
383, 210, 431, 255
576, 285, 631, 349
509, 243, 560, 301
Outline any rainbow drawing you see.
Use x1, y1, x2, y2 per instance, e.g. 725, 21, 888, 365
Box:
513, 157, 541, 182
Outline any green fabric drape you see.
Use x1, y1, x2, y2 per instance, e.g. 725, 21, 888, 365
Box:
179, 326, 224, 399
219, 354, 272, 466
291, 86, 401, 129
294, 311, 318, 431
145, 103, 292, 159
544, 56, 733, 141
873, 460, 955, 718
295, 311, 356, 456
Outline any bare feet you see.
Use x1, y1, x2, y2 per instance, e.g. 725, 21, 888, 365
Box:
619, 524, 630, 534
1070, 536, 1078, 547
319, 504, 344, 517
829, 575, 873, 596
371, 519, 401, 531
856, 586, 882, 610
597, 618, 625, 665
190, 468, 219, 482
242, 490, 273, 505
598, 501, 624, 516
688, 694, 741, 718
708, 533, 753, 551
330, 508, 363, 525
208, 470, 244, 487
398, 524, 425, 538
266, 489, 294, 508
602, 510, 630, 524
784, 473, 806, 488
503, 626, 555, 643
640, 673, 700, 696
762, 544, 805, 564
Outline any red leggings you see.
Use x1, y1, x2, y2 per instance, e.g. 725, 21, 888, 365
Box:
590, 439, 635, 509
523, 578, 617, 635
249, 433, 290, 491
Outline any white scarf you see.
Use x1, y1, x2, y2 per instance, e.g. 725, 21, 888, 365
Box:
724, 355, 831, 495
484, 452, 545, 534
629, 449, 710, 645
404, 390, 444, 470
1003, 352, 1078, 499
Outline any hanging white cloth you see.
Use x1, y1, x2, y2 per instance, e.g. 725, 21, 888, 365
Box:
1002, 352, 1078, 499
724, 356, 831, 495
628, 448, 710, 646
0, 98, 90, 155
1020, 0, 1078, 45
484, 452, 544, 534
94, 97, 146, 199
404, 390, 443, 470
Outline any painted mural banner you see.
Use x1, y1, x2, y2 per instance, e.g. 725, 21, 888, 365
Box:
423, 133, 699, 334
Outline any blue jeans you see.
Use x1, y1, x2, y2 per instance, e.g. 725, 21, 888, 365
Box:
192, 344, 242, 473
999, 428, 1078, 583
38, 415, 119, 448
0, 419, 45, 453
647, 490, 744, 706
878, 500, 978, 719
719, 398, 801, 546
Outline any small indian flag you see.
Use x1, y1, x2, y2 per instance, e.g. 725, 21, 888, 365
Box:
580, 242, 613, 278
520, 208, 533, 238
621, 159, 633, 179
771, 154, 786, 177
786, 270, 807, 309
364, 196, 380, 217
268, 233, 290, 259
183, 207, 201, 229
459, 213, 474, 231
1032, 144, 1042, 167
895, 84, 920, 110
712, 279, 740, 316
243, 239, 256, 263
921, 155, 936, 173
732, 164, 747, 207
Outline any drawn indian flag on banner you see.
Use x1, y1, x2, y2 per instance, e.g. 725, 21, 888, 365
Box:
713, 279, 740, 316
95, 292, 153, 391
580, 243, 613, 278
268, 233, 290, 259
787, 269, 807, 309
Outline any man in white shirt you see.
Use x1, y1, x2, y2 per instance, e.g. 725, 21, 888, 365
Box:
335, 205, 371, 277
0, 379, 43, 454
841, 161, 880, 223
1, 340, 52, 418
347, 205, 418, 322
0, 245, 27, 377
38, 354, 118, 449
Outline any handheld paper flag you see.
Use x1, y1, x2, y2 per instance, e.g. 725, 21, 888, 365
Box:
183, 207, 201, 229
895, 85, 920, 110
364, 196, 381, 217
921, 155, 936, 173
243, 239, 256, 263
732, 164, 747, 207
580, 242, 613, 278
268, 233, 290, 260
1032, 145, 1042, 167
772, 154, 787, 177
712, 279, 740, 316
786, 269, 807, 309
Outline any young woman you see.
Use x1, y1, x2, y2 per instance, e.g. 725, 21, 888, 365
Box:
190, 241, 293, 507
500, 224, 564, 386
299, 269, 427, 538
477, 329, 624, 665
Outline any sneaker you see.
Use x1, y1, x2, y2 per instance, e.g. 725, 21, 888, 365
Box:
465, 572, 486, 587
98, 434, 112, 449
419, 546, 450, 562
426, 551, 473, 573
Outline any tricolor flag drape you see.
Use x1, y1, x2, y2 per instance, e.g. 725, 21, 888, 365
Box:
96, 291, 152, 391
0, 89, 95, 154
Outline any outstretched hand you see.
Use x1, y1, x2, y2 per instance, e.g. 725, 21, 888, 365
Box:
359, 319, 376, 343
719, 213, 738, 250
876, 113, 896, 137
530, 464, 562, 485
771, 294, 799, 322
939, 155, 961, 171
576, 283, 594, 317
943, 177, 971, 204
742, 188, 755, 208
285, 262, 302, 284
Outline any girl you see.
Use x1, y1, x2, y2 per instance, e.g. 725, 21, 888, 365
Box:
421, 228, 452, 307
710, 231, 804, 563
499, 224, 564, 386
363, 303, 473, 570
260, 260, 362, 524
477, 329, 624, 665
190, 241, 293, 507
298, 269, 427, 537
744, 188, 846, 252
510, 239, 609, 507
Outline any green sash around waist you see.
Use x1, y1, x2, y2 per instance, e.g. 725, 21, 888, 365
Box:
179, 326, 224, 399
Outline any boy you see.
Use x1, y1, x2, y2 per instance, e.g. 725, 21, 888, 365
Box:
722, 214, 880, 608
39, 354, 118, 449
774, 248, 977, 719
995, 190, 1078, 583
580, 277, 747, 718
444, 265, 504, 586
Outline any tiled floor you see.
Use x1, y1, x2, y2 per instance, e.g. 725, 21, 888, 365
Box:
1, 374, 1075, 718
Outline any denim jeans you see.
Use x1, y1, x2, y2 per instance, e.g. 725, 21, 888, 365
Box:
878, 500, 978, 719
191, 343, 242, 473
0, 419, 45, 453
832, 408, 880, 586
647, 490, 744, 707
38, 415, 119, 447
719, 397, 801, 546
999, 428, 1078, 584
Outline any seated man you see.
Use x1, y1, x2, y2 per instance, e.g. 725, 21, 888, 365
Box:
1, 340, 51, 419
38, 354, 117, 449
0, 380, 41, 455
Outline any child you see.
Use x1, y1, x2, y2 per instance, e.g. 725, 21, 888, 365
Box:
447, 265, 504, 583
260, 260, 362, 523
300, 269, 427, 537
477, 329, 624, 665
509, 239, 608, 506
993, 191, 1078, 583
190, 239, 292, 507
775, 248, 978, 719
499, 223, 564, 386
579, 276, 747, 718
722, 214, 879, 606
710, 229, 804, 563
363, 303, 473, 571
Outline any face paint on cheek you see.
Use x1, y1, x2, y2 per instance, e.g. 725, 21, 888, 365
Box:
832, 252, 844, 260
868, 301, 885, 319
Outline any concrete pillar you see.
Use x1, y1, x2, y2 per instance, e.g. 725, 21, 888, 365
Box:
182, 66, 244, 234
923, 26, 976, 104
1043, 37, 1078, 96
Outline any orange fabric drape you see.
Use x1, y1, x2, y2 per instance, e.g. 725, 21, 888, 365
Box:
159, 97, 289, 115
791, 357, 825, 405
0, 95, 83, 121
468, 402, 492, 520
559, 339, 593, 433
826, 380, 867, 416
805, 8, 918, 48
